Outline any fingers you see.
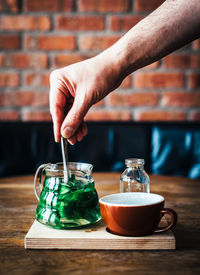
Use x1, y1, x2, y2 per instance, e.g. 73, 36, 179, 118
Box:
49, 73, 67, 143
67, 122, 88, 145
77, 121, 88, 142
67, 135, 77, 145
50, 95, 66, 142
50, 69, 89, 144
52, 107, 63, 143
61, 92, 89, 139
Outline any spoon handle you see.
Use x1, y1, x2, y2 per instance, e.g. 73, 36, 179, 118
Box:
61, 136, 69, 182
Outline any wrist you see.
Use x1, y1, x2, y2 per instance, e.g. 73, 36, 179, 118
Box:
97, 32, 142, 82
95, 45, 127, 88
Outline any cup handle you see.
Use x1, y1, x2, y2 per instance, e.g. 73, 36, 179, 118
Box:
154, 208, 177, 233
34, 164, 46, 201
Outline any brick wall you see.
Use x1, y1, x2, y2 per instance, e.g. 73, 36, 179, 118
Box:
0, 0, 200, 122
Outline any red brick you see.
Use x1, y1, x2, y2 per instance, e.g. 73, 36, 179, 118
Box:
163, 54, 200, 69
0, 110, 19, 121
24, 73, 37, 87
189, 112, 200, 121
16, 54, 47, 69
192, 38, 200, 50
79, 35, 120, 51
25, 73, 38, 86
120, 75, 132, 88
41, 74, 50, 87
25, 35, 76, 51
0, 35, 20, 50
10, 54, 30, 69
0, 92, 6, 106
38, 36, 75, 51
57, 16, 105, 31
0, 73, 19, 87
24, 35, 35, 49
134, 0, 165, 12
1, 16, 50, 31
24, 0, 58, 11
0, 0, 18, 12
33, 92, 49, 107
93, 100, 104, 108
24, 0, 74, 12
85, 110, 131, 121
135, 110, 186, 121
2, 91, 49, 107
24, 73, 34, 86
109, 92, 158, 106
60, 0, 74, 11
24, 73, 50, 87
143, 61, 159, 70
21, 110, 51, 121
110, 16, 143, 31
0, 54, 5, 67
134, 72, 184, 88
54, 54, 87, 67
78, 0, 129, 12
2, 53, 48, 69
188, 73, 200, 89
161, 92, 200, 107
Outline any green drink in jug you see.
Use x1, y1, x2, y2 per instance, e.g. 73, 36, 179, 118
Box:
34, 162, 101, 229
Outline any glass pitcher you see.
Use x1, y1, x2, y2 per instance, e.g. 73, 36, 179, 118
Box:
34, 162, 102, 229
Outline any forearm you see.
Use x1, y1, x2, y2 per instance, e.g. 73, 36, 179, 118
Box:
100, 0, 200, 79
50, 0, 200, 142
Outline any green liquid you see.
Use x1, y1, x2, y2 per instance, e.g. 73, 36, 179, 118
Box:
35, 174, 102, 229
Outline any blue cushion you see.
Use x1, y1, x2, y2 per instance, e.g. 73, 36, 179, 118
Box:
151, 126, 200, 179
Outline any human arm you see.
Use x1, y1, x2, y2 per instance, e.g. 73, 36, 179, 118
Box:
50, 0, 200, 144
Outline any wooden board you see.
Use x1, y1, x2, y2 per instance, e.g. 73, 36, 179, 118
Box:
25, 219, 175, 250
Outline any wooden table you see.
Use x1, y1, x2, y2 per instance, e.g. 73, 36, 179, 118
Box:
0, 173, 200, 274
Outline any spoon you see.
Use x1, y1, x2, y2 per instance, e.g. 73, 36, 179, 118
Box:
61, 136, 69, 182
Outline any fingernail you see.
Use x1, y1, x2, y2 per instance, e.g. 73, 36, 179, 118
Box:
61, 126, 74, 138
68, 139, 75, 145
55, 137, 60, 143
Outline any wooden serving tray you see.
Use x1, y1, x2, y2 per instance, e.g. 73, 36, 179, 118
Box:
25, 219, 175, 250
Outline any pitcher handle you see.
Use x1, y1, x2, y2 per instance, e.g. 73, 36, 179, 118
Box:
34, 164, 46, 201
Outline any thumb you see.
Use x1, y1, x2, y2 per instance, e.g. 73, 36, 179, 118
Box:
61, 94, 90, 139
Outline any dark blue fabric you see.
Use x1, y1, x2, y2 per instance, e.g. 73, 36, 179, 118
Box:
0, 122, 199, 178
0, 122, 150, 177
69, 123, 150, 172
151, 126, 200, 179
189, 131, 200, 178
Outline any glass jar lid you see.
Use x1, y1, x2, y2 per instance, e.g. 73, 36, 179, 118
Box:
125, 158, 145, 167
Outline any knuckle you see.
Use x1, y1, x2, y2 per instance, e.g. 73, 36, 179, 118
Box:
70, 112, 82, 124
50, 104, 61, 119
50, 69, 61, 83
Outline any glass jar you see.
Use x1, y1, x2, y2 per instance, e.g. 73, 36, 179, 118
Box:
34, 162, 101, 229
120, 158, 150, 193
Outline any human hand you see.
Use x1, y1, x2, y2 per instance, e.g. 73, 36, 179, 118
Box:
49, 54, 123, 144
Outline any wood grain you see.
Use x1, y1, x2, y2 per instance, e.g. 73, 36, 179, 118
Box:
25, 219, 175, 250
0, 173, 200, 274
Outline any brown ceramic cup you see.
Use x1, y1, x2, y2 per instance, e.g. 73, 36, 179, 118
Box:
99, 192, 177, 236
